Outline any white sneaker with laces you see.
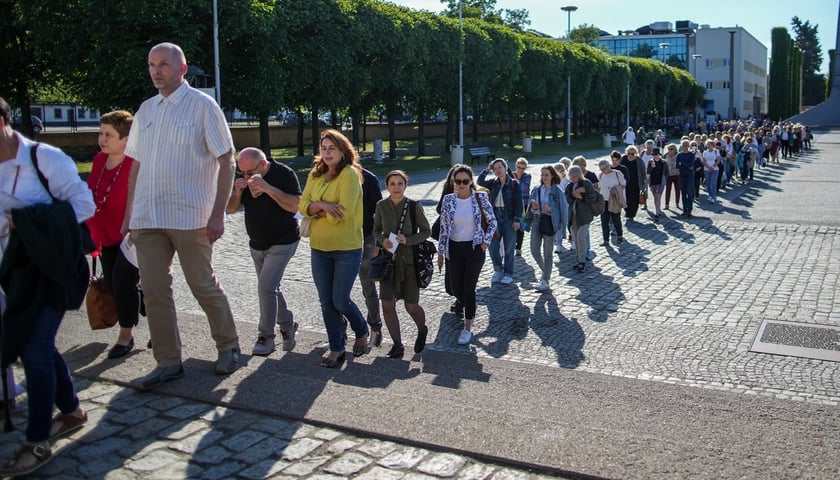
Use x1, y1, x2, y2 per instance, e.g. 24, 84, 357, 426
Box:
491, 271, 504, 283
457, 329, 472, 345
501, 275, 513, 284
538, 279, 550, 291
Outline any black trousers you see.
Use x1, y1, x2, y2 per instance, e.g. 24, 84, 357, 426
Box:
99, 244, 142, 329
600, 202, 623, 241
448, 241, 486, 320
624, 184, 640, 219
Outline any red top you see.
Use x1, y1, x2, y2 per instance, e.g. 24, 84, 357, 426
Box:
85, 152, 133, 252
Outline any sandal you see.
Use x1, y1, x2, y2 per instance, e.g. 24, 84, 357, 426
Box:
352, 334, 369, 357
320, 351, 346, 369
0, 442, 52, 477
49, 410, 88, 442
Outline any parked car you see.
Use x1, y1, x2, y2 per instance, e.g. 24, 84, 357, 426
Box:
12, 115, 44, 134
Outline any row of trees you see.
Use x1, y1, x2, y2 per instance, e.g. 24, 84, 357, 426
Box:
4, 0, 704, 157
768, 27, 804, 120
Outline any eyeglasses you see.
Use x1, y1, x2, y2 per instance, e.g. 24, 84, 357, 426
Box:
240, 169, 258, 178
453, 179, 471, 186
516, 165, 526, 169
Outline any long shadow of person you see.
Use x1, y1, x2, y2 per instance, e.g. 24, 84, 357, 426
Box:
529, 293, 586, 369
471, 285, 531, 359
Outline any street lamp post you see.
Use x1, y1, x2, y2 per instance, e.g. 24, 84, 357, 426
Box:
659, 42, 670, 130
692, 54, 702, 128
458, 0, 464, 148
625, 62, 631, 128
561, 5, 577, 146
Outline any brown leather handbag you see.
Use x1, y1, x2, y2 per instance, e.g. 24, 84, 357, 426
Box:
86, 258, 118, 330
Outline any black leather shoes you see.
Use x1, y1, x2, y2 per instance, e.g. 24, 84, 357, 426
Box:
414, 325, 428, 353
107, 338, 134, 359
132, 364, 184, 391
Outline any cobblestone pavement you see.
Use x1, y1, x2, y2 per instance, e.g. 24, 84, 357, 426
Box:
2, 372, 563, 479
3, 138, 839, 479
187, 141, 840, 405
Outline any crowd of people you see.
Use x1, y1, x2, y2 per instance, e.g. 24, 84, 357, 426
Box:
0, 39, 816, 476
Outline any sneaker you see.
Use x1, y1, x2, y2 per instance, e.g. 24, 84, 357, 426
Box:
491, 271, 504, 283
132, 364, 185, 391
457, 329, 472, 345
369, 326, 383, 348
280, 322, 298, 351
577, 262, 586, 273
537, 279, 550, 291
215, 348, 241, 375
252, 336, 275, 356
501, 275, 513, 284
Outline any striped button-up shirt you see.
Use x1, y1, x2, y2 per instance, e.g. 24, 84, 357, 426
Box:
125, 82, 234, 230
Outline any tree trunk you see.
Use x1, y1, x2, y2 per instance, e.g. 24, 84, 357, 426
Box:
296, 107, 305, 157
258, 112, 271, 158
417, 110, 426, 156
310, 106, 320, 155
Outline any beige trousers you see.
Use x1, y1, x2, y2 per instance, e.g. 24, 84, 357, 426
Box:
132, 228, 238, 368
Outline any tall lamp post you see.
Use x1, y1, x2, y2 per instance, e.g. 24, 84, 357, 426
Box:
692, 54, 702, 128
561, 5, 577, 146
450, 1, 464, 166
659, 42, 670, 130
625, 62, 631, 128
213, 0, 221, 106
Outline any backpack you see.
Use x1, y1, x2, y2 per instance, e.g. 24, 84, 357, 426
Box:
408, 200, 435, 289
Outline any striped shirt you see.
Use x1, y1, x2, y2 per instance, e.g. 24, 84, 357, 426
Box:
125, 82, 234, 230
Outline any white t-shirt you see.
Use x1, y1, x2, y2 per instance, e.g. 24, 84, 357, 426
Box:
623, 129, 636, 145
702, 150, 719, 171
450, 196, 476, 242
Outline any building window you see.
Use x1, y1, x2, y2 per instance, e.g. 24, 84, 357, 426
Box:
723, 59, 729, 67
723, 81, 730, 89
54, 108, 63, 119
78, 109, 86, 119
706, 81, 714, 89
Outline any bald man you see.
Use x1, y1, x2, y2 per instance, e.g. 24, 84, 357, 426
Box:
123, 42, 240, 390
226, 147, 301, 356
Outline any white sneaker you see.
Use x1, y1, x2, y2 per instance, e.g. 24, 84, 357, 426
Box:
491, 271, 504, 283
501, 275, 513, 284
538, 279, 550, 291
457, 329, 472, 345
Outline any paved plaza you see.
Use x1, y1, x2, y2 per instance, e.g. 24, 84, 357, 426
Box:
4, 131, 840, 479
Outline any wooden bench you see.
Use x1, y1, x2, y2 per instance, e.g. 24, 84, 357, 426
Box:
468, 146, 493, 165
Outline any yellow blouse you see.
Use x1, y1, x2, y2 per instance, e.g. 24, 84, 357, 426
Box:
299, 166, 363, 251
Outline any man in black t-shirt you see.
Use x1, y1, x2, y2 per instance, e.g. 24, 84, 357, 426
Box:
359, 168, 384, 346
226, 147, 302, 356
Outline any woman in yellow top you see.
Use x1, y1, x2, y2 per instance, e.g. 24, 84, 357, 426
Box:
299, 129, 369, 368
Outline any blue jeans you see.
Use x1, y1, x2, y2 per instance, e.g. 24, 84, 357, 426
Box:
704, 170, 719, 201
311, 248, 369, 352
19, 306, 80, 442
251, 241, 298, 338
489, 209, 516, 275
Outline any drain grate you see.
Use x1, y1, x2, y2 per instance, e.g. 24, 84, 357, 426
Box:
750, 320, 840, 362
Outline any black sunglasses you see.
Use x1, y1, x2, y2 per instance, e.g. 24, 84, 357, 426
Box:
453, 179, 471, 186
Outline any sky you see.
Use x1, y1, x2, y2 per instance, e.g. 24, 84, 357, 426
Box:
386, 0, 839, 74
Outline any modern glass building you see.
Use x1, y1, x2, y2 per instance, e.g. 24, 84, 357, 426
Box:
596, 21, 768, 120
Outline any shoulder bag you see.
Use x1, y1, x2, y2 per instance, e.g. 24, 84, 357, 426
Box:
476, 191, 499, 240
537, 187, 556, 236
408, 200, 434, 288
86, 257, 118, 330
369, 200, 410, 282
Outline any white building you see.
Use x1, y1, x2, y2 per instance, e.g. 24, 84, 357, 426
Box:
597, 22, 768, 121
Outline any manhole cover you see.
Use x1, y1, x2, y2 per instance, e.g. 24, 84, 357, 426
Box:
750, 320, 840, 362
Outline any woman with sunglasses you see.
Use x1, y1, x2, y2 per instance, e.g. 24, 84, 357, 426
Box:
437, 166, 497, 345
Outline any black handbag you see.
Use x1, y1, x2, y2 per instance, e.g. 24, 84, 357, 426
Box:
368, 251, 394, 282
537, 189, 556, 236
408, 200, 434, 288
539, 214, 555, 236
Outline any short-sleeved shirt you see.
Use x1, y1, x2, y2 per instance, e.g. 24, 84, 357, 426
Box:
125, 82, 234, 230
240, 161, 301, 250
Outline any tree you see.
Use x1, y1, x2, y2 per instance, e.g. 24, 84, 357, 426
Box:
791, 16, 825, 106
570, 24, 600, 45
439, 0, 529, 30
